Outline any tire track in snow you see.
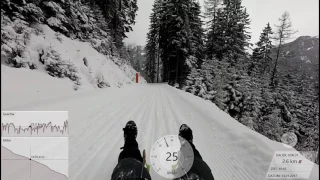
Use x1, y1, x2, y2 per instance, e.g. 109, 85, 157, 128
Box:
71, 88, 142, 139
69, 90, 148, 176
94, 91, 153, 179
7, 84, 288, 180
160, 87, 179, 135
162, 87, 236, 179
207, 138, 255, 180
159, 90, 172, 135
200, 119, 254, 180
69, 90, 148, 167
134, 88, 168, 180
72, 90, 152, 179
183, 110, 257, 179
147, 88, 169, 180
157, 87, 172, 136
135, 89, 157, 153
161, 88, 185, 131
161, 85, 256, 180
88, 88, 158, 179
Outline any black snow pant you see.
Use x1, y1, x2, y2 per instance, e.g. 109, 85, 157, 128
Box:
112, 138, 151, 180
175, 141, 215, 180
112, 158, 151, 180
118, 137, 143, 163
190, 141, 202, 160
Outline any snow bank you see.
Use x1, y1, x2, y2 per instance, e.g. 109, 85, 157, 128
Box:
28, 25, 144, 89
2, 23, 145, 108
1, 64, 74, 108
2, 23, 145, 85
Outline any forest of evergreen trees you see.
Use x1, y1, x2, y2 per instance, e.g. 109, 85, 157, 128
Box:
1, 0, 140, 84
145, 0, 204, 84
2, 0, 139, 54
145, 0, 319, 161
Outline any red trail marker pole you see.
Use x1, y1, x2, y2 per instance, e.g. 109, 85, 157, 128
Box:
136, 73, 139, 83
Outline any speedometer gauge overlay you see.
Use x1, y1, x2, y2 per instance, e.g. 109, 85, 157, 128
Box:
150, 135, 194, 179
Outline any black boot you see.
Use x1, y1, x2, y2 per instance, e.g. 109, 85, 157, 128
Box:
179, 124, 193, 143
178, 124, 202, 159
123, 120, 138, 140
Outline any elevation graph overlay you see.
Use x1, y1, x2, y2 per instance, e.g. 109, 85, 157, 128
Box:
1, 111, 69, 180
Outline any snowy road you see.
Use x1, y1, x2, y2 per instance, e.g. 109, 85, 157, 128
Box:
3, 84, 319, 180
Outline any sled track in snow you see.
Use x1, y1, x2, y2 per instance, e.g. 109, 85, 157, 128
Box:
4, 84, 319, 180
159, 86, 256, 180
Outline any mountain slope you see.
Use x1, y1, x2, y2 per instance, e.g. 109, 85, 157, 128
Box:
275, 36, 319, 79
1, 0, 145, 94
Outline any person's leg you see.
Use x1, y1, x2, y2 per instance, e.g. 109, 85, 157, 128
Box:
179, 124, 203, 159
118, 137, 143, 163
178, 124, 215, 180
189, 141, 202, 160
112, 158, 151, 180
112, 121, 151, 179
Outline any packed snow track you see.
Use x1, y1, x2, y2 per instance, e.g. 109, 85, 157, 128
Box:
3, 84, 319, 180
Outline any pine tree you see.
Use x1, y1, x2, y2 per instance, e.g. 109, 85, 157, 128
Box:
126, 44, 135, 66
224, 0, 251, 63
271, 11, 296, 86
204, 0, 224, 59
158, 0, 204, 86
203, 58, 229, 109
94, 0, 138, 49
249, 23, 273, 76
189, 1, 205, 67
135, 45, 142, 72
145, 0, 162, 83
208, 8, 226, 60
205, 0, 251, 62
159, 0, 190, 85
204, 0, 222, 24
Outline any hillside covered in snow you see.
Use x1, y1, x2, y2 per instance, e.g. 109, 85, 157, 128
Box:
1, 0, 144, 105
273, 36, 319, 80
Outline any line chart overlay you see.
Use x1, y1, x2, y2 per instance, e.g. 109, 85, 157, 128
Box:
1, 121, 68, 137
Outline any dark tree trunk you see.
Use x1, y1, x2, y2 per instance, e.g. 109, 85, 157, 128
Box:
271, 39, 282, 86
175, 50, 179, 85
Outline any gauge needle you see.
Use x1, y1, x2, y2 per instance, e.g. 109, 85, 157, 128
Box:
164, 137, 169, 147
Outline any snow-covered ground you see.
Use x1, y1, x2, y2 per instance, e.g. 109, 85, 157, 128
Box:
1, 24, 145, 92
2, 80, 319, 179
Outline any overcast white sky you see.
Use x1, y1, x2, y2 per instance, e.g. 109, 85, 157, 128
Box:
124, 0, 319, 47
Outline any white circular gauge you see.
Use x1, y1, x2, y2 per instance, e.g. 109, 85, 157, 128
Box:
150, 135, 194, 179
